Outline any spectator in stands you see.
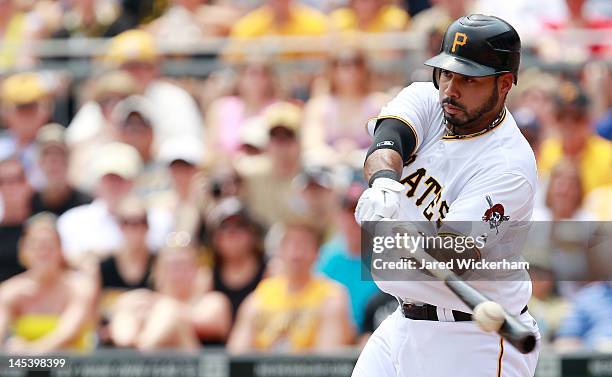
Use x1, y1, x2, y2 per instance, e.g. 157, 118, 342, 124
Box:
316, 180, 379, 332
538, 82, 612, 195
360, 292, 397, 346
231, 0, 329, 39
49, 0, 120, 38
528, 265, 570, 344
67, 70, 140, 191
534, 159, 594, 221
110, 243, 231, 350
0, 0, 38, 69
57, 142, 172, 266
154, 136, 207, 236
0, 158, 32, 281
112, 96, 169, 199
410, 0, 472, 34
67, 70, 140, 147
228, 220, 353, 353
206, 58, 279, 158
0, 72, 53, 187
292, 165, 338, 237
99, 196, 155, 291
555, 282, 612, 352
208, 197, 266, 319
70, 30, 204, 149
146, 0, 241, 41
303, 48, 388, 160
227, 0, 329, 60
0, 213, 98, 353
531, 159, 597, 298
330, 0, 410, 33
242, 102, 303, 228
31, 124, 91, 216
513, 107, 542, 157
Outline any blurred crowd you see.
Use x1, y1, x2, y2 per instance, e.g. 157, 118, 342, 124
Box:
0, 0, 611, 356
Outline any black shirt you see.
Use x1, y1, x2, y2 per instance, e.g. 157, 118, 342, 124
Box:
0, 224, 25, 282
362, 292, 399, 334
100, 255, 155, 290
213, 261, 266, 319
31, 189, 92, 217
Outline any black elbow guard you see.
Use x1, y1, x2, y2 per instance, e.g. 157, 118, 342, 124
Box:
366, 118, 417, 162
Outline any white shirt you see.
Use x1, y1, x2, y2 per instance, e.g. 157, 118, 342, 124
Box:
66, 80, 204, 148
366, 82, 538, 315
57, 200, 174, 264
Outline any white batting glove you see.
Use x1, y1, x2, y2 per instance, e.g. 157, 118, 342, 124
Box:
355, 177, 405, 224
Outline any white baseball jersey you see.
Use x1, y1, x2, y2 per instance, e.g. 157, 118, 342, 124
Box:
366, 82, 538, 316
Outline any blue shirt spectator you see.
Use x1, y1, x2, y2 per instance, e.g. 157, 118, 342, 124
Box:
556, 282, 612, 349
596, 109, 612, 141
315, 181, 379, 332
316, 235, 379, 332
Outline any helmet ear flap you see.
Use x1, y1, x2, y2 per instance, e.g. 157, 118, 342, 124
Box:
432, 67, 441, 89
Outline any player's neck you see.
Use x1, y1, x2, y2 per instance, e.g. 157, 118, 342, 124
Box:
452, 106, 505, 136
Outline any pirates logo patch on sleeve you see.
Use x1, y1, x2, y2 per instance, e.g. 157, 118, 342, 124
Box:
482, 195, 509, 234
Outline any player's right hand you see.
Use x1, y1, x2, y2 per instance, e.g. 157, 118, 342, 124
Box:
354, 177, 404, 224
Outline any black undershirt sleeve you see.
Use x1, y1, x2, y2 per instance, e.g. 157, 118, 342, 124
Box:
366, 118, 417, 163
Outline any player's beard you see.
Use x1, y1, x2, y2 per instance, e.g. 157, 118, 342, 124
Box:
442, 80, 499, 129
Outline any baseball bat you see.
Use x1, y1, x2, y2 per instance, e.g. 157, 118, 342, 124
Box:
409, 240, 537, 354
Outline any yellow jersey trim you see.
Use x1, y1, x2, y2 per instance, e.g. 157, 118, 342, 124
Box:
366, 115, 420, 157
496, 337, 504, 377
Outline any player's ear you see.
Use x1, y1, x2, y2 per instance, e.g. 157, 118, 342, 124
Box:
497, 73, 513, 97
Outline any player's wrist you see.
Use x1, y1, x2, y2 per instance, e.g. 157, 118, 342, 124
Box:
368, 170, 400, 187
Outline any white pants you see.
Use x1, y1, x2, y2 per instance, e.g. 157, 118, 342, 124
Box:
353, 307, 540, 377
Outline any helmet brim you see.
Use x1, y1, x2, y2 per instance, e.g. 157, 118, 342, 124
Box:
424, 52, 500, 78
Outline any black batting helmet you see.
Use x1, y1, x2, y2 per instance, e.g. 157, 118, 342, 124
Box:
424, 14, 521, 89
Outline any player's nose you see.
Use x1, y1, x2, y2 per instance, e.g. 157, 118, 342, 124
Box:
443, 77, 461, 99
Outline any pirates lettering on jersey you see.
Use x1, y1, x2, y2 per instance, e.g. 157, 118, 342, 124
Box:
401, 167, 448, 223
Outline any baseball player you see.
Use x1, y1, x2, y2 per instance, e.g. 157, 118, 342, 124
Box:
353, 15, 540, 377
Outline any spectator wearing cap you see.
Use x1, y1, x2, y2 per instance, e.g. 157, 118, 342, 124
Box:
152, 136, 207, 237
315, 180, 379, 333
0, 72, 53, 187
208, 197, 267, 319
0, 158, 32, 281
291, 164, 338, 237
242, 101, 303, 228
57, 142, 172, 266
111, 96, 170, 199
538, 82, 612, 195
228, 220, 353, 353
330, 0, 410, 33
70, 29, 204, 148
67, 70, 140, 147
110, 243, 231, 350
31, 124, 91, 217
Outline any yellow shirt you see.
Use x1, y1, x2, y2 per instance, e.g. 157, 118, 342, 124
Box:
0, 13, 26, 70
230, 4, 329, 38
252, 276, 337, 352
13, 314, 95, 352
538, 136, 612, 194
330, 5, 410, 33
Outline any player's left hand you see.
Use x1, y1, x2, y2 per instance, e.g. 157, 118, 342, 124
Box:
354, 177, 404, 224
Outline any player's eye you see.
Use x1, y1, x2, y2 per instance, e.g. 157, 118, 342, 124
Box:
441, 70, 452, 79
